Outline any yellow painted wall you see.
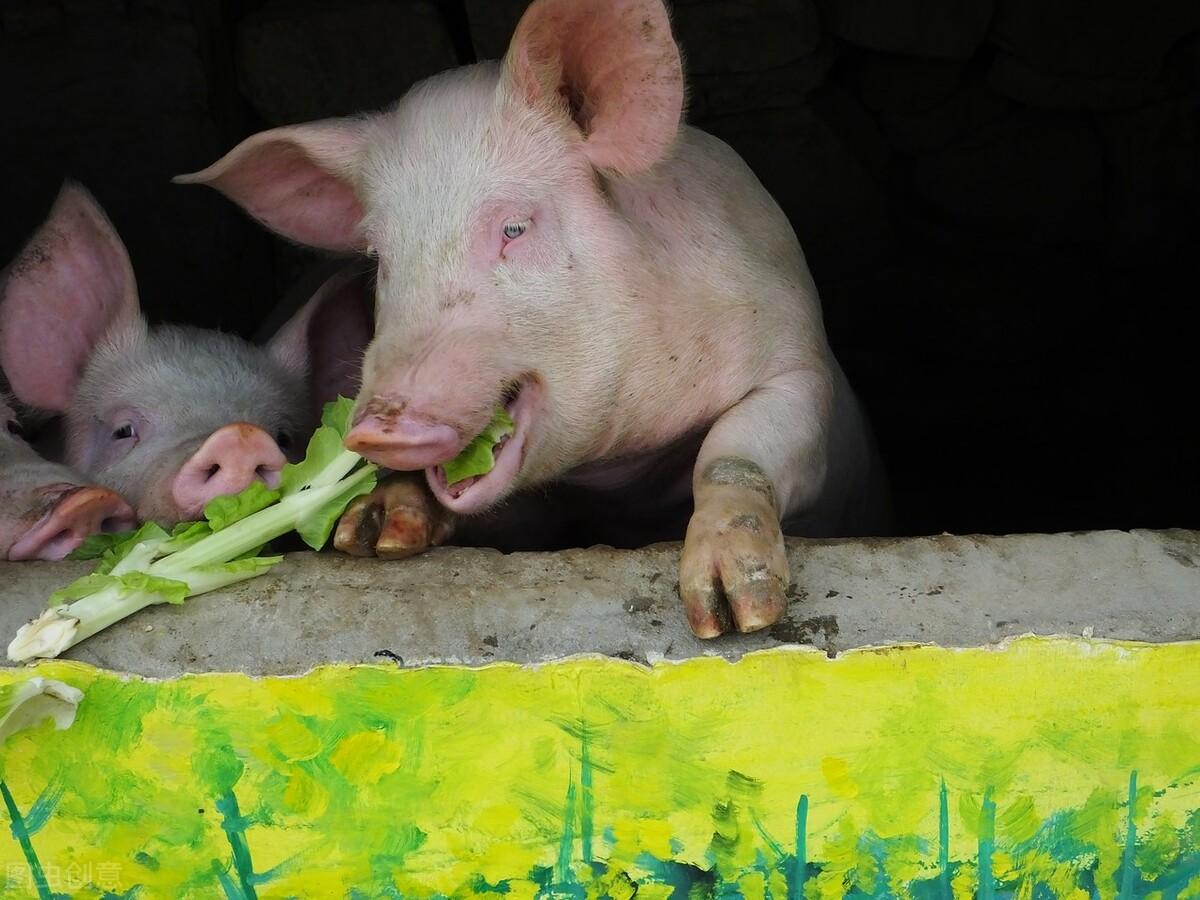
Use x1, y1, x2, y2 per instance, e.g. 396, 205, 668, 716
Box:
1, 637, 1198, 898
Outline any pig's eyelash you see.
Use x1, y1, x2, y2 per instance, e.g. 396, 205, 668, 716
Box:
501, 219, 530, 241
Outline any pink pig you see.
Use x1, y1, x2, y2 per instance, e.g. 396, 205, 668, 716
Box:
177, 0, 889, 636
0, 182, 372, 526
1, 393, 136, 561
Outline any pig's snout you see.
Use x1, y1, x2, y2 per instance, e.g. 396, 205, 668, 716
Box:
171, 423, 286, 516
8, 486, 137, 562
345, 413, 460, 471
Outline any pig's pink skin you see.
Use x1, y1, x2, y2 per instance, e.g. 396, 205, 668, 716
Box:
0, 395, 136, 561
346, 406, 462, 471
178, 0, 891, 630
0, 183, 374, 525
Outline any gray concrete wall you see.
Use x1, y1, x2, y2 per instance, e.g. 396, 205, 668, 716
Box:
2, 529, 1197, 678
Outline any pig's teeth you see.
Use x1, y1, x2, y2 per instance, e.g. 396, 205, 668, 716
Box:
447, 474, 479, 498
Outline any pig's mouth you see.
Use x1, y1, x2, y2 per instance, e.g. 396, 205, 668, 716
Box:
7, 484, 137, 562
426, 377, 540, 514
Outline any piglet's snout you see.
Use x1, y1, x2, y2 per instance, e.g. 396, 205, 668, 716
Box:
9, 486, 137, 562
171, 423, 286, 515
345, 412, 460, 471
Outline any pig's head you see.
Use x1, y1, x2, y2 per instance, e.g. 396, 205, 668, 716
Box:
0, 392, 136, 561
0, 182, 373, 524
174, 0, 685, 515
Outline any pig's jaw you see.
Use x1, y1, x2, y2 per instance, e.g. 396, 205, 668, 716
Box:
426, 378, 540, 514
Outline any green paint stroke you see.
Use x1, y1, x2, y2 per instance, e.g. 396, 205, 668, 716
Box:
750, 807, 786, 861
556, 768, 577, 885
978, 788, 996, 900
21, 776, 65, 839
1, 779, 56, 900
580, 727, 594, 865
939, 781, 950, 900
789, 794, 809, 900
214, 863, 245, 900
216, 789, 258, 900
1118, 770, 1138, 900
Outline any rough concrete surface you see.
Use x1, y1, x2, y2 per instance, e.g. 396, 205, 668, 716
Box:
1, 529, 1197, 678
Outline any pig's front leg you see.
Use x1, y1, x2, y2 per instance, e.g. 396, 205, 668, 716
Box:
334, 473, 457, 559
680, 370, 832, 638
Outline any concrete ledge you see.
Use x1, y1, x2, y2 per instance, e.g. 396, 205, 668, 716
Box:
1, 529, 1197, 678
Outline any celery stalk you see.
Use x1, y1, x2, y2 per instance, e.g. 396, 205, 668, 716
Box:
6, 398, 377, 663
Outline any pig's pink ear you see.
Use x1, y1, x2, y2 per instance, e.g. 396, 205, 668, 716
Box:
173, 120, 369, 253
267, 262, 375, 424
0, 181, 145, 412
502, 0, 684, 175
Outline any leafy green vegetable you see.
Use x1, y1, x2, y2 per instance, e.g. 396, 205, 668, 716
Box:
279, 426, 344, 496
91, 522, 171, 575
119, 572, 191, 604
7, 395, 380, 663
322, 395, 356, 439
161, 521, 214, 554
293, 468, 379, 550
181, 556, 285, 596
66, 530, 137, 562
199, 556, 284, 576
443, 406, 515, 485
49, 572, 189, 607
113, 573, 190, 604
204, 481, 281, 531
48, 574, 122, 606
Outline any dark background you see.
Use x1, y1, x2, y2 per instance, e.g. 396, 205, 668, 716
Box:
2, 0, 1197, 537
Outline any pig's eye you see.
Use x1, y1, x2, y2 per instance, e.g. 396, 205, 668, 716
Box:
5, 419, 23, 438
111, 423, 136, 442
501, 220, 529, 241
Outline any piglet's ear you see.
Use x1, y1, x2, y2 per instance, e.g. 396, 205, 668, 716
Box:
502, 0, 684, 176
173, 120, 369, 254
0, 181, 145, 412
267, 261, 375, 427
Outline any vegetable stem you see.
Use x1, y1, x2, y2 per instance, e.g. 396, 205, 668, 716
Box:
7, 397, 378, 663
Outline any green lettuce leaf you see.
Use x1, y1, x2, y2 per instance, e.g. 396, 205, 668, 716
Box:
49, 571, 189, 607
279, 426, 344, 496
48, 574, 118, 606
66, 530, 138, 562
116, 572, 191, 604
322, 395, 356, 438
199, 556, 284, 575
92, 522, 170, 575
204, 481, 281, 532
443, 406, 515, 485
294, 468, 379, 550
160, 520, 214, 554
180, 555, 285, 596
171, 521, 208, 539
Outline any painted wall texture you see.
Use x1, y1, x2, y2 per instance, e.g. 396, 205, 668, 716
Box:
1, 637, 1198, 898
